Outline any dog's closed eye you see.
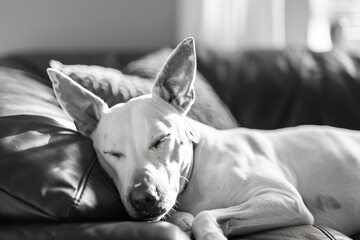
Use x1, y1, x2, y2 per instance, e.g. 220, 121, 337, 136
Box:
151, 133, 171, 149
104, 151, 125, 159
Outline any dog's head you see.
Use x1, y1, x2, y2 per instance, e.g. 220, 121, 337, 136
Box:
47, 38, 198, 221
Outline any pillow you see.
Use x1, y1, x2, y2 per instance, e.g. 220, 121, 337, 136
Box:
49, 60, 152, 108
124, 48, 172, 79
50, 49, 239, 130
0, 67, 130, 222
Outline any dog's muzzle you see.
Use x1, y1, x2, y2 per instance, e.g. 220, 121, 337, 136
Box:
128, 181, 167, 220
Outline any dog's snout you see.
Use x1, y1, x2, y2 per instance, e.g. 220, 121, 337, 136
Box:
127, 173, 170, 219
129, 186, 159, 211
128, 181, 169, 220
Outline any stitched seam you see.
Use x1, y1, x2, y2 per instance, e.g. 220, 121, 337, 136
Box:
65, 155, 97, 220
313, 225, 337, 240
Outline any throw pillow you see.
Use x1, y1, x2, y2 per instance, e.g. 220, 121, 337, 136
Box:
50, 49, 238, 129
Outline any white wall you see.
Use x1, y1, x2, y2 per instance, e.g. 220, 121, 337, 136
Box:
285, 0, 309, 47
0, 0, 176, 54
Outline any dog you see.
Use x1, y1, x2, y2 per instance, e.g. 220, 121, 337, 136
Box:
47, 38, 360, 240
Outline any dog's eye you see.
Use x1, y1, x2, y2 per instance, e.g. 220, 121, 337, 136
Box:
104, 151, 124, 159
152, 133, 171, 149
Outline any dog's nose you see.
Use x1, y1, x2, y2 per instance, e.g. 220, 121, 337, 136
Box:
129, 185, 159, 212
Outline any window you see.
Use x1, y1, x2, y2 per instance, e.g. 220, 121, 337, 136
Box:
328, 0, 360, 52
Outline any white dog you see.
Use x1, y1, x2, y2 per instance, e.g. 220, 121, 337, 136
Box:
47, 38, 360, 240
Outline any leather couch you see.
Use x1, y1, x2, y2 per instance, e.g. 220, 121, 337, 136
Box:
0, 48, 359, 240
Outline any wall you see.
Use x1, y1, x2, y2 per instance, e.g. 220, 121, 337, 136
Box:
285, 0, 309, 47
0, 0, 176, 55
0, 0, 312, 55
176, 0, 310, 53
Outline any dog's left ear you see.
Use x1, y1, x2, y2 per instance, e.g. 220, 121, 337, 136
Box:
152, 37, 196, 115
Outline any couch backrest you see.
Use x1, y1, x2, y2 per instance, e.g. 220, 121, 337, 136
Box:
198, 48, 360, 130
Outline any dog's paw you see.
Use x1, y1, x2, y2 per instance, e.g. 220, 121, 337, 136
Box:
168, 211, 194, 235
193, 211, 227, 240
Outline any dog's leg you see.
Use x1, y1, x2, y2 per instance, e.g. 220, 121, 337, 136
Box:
168, 211, 194, 237
192, 192, 314, 240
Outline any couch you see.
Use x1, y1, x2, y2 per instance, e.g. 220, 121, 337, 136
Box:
0, 47, 359, 240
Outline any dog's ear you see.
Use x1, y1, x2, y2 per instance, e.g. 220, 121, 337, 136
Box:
47, 68, 109, 137
152, 37, 196, 115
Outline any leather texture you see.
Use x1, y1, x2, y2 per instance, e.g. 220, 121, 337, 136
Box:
233, 225, 352, 240
0, 222, 188, 240
0, 49, 359, 239
0, 67, 129, 223
198, 48, 360, 130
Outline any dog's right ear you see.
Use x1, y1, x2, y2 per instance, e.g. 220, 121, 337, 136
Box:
152, 37, 196, 115
47, 68, 109, 137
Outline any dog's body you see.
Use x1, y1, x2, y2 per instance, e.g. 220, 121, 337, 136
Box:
47, 38, 360, 240
176, 120, 360, 238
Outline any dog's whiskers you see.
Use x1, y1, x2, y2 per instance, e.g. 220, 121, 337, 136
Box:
162, 207, 177, 221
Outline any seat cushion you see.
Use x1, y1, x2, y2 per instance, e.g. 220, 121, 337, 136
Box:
235, 225, 352, 240
0, 221, 188, 240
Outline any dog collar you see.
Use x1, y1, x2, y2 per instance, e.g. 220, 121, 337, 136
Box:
179, 142, 196, 195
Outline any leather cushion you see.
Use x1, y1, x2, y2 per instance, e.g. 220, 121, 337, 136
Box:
0, 67, 130, 222
0, 221, 188, 240
198, 49, 360, 130
0, 223, 352, 240
235, 225, 352, 240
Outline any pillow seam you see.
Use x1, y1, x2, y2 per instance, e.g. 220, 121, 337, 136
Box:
65, 154, 97, 220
